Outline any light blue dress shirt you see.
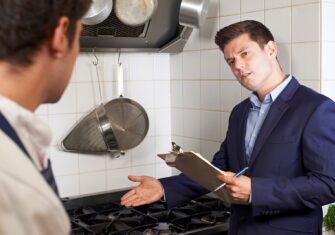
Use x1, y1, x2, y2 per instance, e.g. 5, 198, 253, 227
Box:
245, 75, 292, 164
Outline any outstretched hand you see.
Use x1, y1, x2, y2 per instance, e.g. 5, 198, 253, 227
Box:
120, 175, 164, 207
217, 171, 251, 204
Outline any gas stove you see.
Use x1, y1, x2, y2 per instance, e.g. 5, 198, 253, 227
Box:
62, 190, 230, 235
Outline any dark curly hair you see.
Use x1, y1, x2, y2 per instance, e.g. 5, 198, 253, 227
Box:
215, 20, 274, 52
0, 0, 92, 66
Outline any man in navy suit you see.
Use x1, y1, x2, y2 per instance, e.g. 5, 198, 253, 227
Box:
121, 20, 335, 234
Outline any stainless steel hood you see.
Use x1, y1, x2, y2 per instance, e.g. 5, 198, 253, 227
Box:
80, 0, 194, 53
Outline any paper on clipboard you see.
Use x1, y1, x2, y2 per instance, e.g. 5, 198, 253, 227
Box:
157, 151, 232, 203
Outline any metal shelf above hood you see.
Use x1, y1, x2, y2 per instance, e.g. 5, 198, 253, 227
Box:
80, 0, 193, 53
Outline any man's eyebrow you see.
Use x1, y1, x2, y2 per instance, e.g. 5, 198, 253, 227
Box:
224, 47, 249, 62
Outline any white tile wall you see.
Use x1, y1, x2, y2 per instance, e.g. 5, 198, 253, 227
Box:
106, 151, 131, 170
171, 109, 183, 136
201, 50, 220, 79
220, 0, 241, 16
48, 84, 76, 114
79, 171, 106, 194
241, 11, 265, 23
79, 154, 106, 173
155, 163, 173, 178
107, 168, 133, 190
322, 0, 335, 105
208, 0, 220, 18
170, 53, 182, 80
131, 136, 156, 166
171, 81, 183, 108
55, 175, 79, 197
201, 81, 221, 110
183, 109, 201, 138
292, 42, 320, 80
49, 114, 76, 146
321, 81, 335, 100
182, 51, 201, 79
129, 54, 154, 81
221, 81, 242, 111
200, 140, 221, 161
155, 109, 171, 135
183, 137, 201, 153
265, 0, 291, 9
292, 3, 320, 42
292, 0, 320, 5
241, 0, 264, 13
154, 81, 170, 108
131, 165, 155, 179
321, 2, 335, 42
183, 81, 201, 109
265, 7, 291, 43
200, 111, 222, 141
322, 42, 335, 80
277, 43, 291, 74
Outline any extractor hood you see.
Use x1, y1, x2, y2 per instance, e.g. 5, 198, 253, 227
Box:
80, 0, 194, 53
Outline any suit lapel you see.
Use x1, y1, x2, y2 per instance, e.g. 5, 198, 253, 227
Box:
247, 77, 300, 167
237, 101, 250, 169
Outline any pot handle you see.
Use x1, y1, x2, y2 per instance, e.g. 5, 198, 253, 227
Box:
117, 62, 124, 98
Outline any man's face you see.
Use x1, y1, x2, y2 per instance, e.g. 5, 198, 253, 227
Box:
223, 33, 274, 93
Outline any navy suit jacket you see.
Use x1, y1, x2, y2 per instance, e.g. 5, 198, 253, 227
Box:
160, 78, 335, 235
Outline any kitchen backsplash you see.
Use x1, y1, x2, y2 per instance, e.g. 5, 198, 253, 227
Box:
35, 0, 334, 202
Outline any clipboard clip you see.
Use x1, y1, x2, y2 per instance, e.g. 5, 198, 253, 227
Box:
171, 142, 184, 153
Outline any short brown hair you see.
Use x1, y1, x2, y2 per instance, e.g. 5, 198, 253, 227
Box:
0, 0, 92, 66
215, 20, 274, 52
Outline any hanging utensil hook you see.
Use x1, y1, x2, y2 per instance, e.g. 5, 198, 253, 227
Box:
91, 48, 103, 103
117, 48, 121, 65
92, 48, 99, 66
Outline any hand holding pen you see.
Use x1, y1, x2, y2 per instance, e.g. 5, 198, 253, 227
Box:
217, 167, 251, 203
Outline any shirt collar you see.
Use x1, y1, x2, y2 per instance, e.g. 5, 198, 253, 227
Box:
249, 74, 292, 108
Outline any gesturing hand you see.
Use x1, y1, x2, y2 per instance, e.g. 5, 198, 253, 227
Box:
120, 175, 164, 207
217, 171, 251, 204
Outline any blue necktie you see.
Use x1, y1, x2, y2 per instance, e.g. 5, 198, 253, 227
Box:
0, 112, 59, 196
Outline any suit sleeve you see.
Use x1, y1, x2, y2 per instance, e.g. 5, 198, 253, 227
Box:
251, 99, 335, 215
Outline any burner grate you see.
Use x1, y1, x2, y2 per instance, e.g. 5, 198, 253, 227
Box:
64, 193, 230, 235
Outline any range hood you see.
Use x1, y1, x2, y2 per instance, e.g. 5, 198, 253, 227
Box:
80, 0, 193, 53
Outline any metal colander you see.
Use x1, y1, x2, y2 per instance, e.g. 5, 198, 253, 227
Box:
60, 99, 149, 153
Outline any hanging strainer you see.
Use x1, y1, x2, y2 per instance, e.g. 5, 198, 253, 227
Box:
60, 52, 149, 153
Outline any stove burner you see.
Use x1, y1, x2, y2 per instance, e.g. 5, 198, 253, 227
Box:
64, 193, 230, 235
142, 223, 177, 235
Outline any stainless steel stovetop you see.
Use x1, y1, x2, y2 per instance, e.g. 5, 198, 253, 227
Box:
62, 190, 230, 235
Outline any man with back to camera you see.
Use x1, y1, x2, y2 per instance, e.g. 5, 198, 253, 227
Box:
0, 1, 91, 234
121, 20, 335, 234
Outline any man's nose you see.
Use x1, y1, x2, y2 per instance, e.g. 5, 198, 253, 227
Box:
234, 58, 245, 70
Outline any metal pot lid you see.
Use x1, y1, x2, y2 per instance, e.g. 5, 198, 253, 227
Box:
82, 0, 113, 25
114, 0, 157, 26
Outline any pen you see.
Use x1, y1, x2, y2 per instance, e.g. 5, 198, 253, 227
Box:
233, 166, 249, 177
214, 167, 249, 192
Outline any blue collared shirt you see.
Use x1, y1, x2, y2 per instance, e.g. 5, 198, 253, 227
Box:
245, 75, 292, 163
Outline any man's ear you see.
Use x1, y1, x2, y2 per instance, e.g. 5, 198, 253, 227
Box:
49, 16, 70, 58
266, 40, 277, 58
